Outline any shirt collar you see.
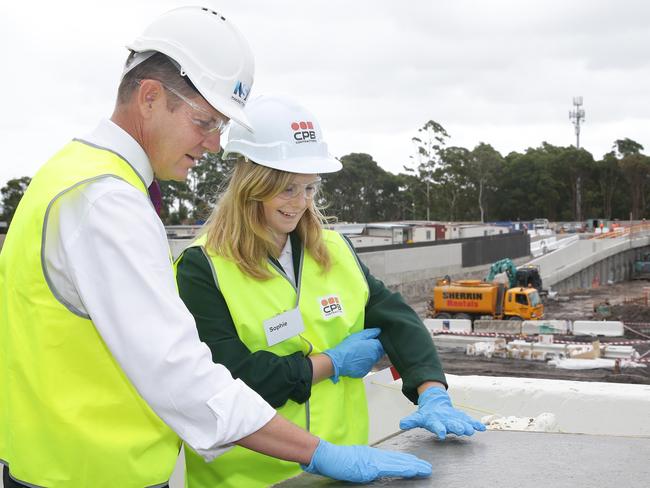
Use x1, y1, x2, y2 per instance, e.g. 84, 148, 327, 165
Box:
279, 235, 292, 258
81, 119, 154, 186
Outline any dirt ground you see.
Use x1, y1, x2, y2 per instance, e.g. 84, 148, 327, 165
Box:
543, 280, 650, 324
407, 280, 650, 385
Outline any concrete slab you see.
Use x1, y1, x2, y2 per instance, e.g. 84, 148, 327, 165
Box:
431, 335, 499, 349
572, 320, 624, 337
275, 430, 650, 487
474, 319, 522, 334
522, 319, 570, 334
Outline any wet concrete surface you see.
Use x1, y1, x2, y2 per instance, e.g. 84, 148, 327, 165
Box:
275, 429, 650, 487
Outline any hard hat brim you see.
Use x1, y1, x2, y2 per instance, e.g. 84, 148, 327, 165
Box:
224, 151, 342, 174
200, 92, 254, 132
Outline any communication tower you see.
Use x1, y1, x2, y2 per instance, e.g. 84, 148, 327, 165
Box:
569, 96, 586, 221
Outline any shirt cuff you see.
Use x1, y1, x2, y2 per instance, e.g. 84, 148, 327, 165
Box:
194, 378, 276, 462
284, 354, 313, 405
401, 367, 448, 404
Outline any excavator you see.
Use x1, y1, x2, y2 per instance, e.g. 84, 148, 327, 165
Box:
633, 252, 650, 280
485, 258, 545, 296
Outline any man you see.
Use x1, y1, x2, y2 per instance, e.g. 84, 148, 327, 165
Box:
0, 6, 431, 488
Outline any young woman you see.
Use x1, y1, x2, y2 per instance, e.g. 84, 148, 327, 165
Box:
176, 95, 484, 488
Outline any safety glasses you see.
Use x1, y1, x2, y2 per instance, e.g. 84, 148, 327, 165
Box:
278, 178, 322, 200
137, 79, 230, 135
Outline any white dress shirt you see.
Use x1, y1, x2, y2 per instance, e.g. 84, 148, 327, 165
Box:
278, 236, 296, 287
43, 119, 275, 460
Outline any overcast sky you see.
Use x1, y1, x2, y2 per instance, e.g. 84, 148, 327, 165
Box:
1, 0, 649, 188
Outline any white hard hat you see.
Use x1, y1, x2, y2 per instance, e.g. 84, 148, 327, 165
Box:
224, 95, 342, 173
126, 6, 255, 130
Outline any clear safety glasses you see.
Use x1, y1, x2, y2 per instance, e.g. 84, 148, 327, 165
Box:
162, 83, 230, 136
137, 79, 230, 136
278, 178, 322, 200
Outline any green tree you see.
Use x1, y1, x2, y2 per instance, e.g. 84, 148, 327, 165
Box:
613, 138, 644, 157
594, 151, 623, 219
320, 153, 403, 222
492, 144, 573, 221
1, 176, 32, 227
558, 146, 594, 221
186, 151, 234, 222
159, 179, 191, 225
434, 146, 471, 221
467, 143, 503, 222
618, 155, 649, 220
613, 139, 648, 219
406, 120, 450, 220
392, 172, 421, 220
159, 150, 233, 225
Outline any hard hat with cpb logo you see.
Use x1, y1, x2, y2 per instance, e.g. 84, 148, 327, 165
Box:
126, 5, 255, 130
224, 95, 342, 173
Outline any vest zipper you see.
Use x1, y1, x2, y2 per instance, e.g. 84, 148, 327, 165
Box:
268, 260, 298, 293
269, 242, 311, 430
299, 334, 313, 431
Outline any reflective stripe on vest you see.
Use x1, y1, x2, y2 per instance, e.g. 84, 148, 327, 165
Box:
0, 140, 180, 488
183, 230, 370, 488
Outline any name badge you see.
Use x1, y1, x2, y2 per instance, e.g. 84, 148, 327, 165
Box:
263, 307, 305, 347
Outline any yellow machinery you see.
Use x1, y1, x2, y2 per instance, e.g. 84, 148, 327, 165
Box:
432, 279, 544, 321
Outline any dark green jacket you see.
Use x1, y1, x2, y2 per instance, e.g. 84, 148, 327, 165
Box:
176, 233, 446, 408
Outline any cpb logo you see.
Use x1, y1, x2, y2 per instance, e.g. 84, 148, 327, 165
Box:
319, 295, 344, 319
291, 121, 316, 143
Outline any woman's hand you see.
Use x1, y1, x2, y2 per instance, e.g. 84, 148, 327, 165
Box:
323, 328, 385, 383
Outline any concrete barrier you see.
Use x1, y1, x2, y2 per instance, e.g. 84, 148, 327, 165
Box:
423, 318, 472, 333
603, 345, 638, 359
358, 242, 463, 302
474, 319, 521, 335
432, 335, 499, 349
531, 233, 650, 291
522, 320, 570, 335
531, 236, 557, 257
572, 320, 624, 337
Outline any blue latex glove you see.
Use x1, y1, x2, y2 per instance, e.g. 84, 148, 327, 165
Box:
323, 328, 385, 383
400, 387, 486, 440
302, 439, 432, 483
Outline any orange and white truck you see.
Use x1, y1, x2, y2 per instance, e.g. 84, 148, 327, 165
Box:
431, 279, 544, 321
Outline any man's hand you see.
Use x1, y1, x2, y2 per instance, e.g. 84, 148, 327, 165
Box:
302, 439, 432, 483
399, 386, 486, 440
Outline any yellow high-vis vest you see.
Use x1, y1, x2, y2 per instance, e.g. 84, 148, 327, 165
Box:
0, 140, 180, 488
183, 230, 370, 488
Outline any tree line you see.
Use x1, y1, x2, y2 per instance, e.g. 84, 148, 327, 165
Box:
1, 121, 648, 228
324, 123, 647, 224
146, 120, 650, 225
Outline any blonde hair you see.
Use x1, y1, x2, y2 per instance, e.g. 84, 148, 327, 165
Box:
204, 158, 332, 280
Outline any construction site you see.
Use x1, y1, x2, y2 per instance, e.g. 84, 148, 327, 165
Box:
424, 279, 650, 386
317, 223, 650, 488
